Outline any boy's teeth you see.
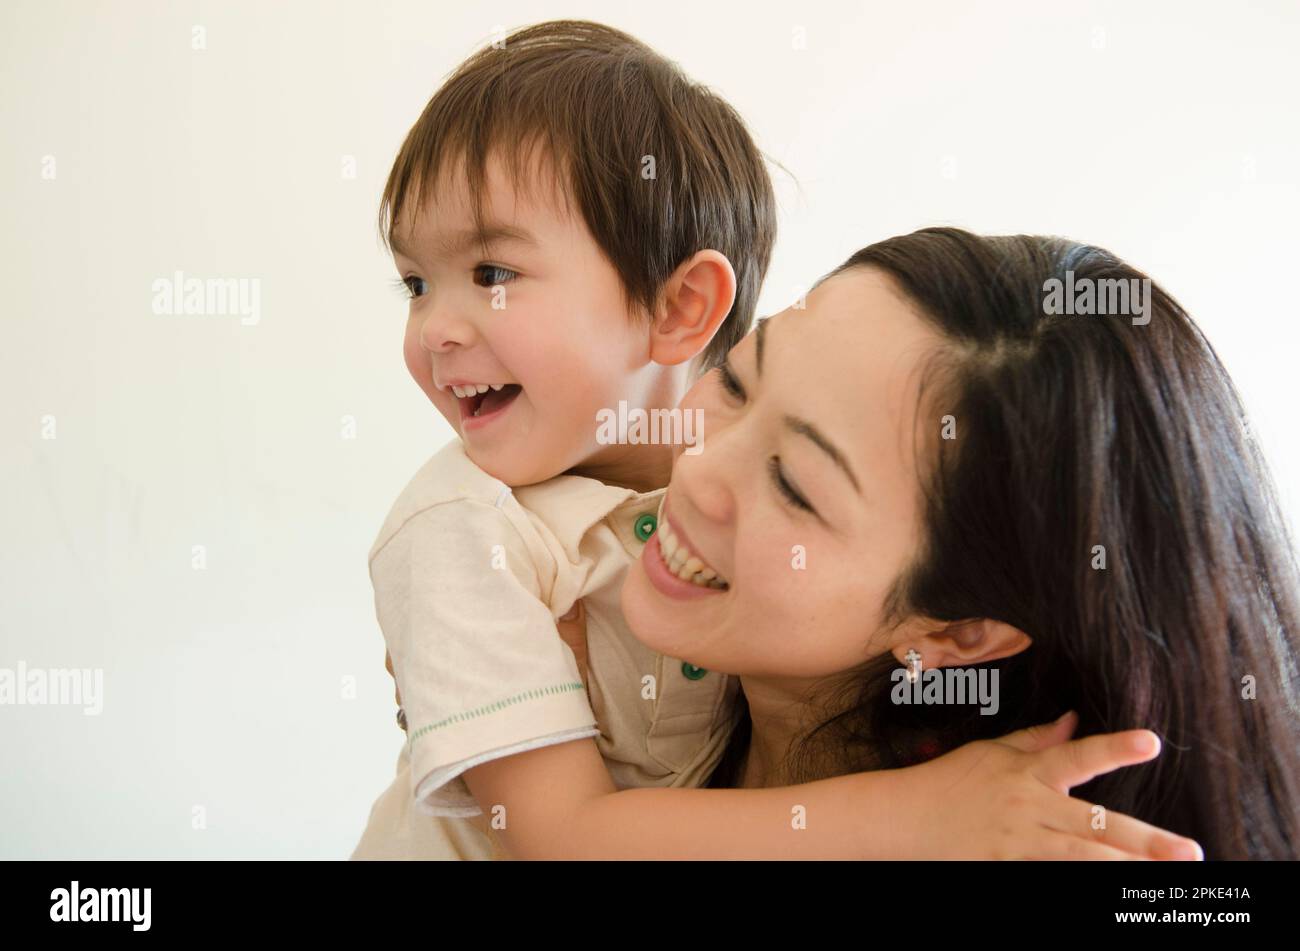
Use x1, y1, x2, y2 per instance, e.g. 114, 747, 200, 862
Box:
654, 519, 728, 590
450, 383, 500, 398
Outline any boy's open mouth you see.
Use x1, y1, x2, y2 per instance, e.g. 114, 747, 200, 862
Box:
458, 383, 522, 419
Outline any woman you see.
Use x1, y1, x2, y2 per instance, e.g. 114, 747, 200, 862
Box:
615, 227, 1300, 859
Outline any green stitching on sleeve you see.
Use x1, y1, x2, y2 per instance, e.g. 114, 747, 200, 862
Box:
406, 681, 588, 749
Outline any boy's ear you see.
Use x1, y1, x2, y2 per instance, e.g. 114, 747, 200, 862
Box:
888, 618, 1032, 671
647, 250, 737, 366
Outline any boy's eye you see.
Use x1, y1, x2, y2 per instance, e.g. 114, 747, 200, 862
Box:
392, 276, 428, 300
473, 264, 518, 287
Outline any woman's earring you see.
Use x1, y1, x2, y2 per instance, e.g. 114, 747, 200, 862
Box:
396, 707, 408, 732
905, 648, 922, 684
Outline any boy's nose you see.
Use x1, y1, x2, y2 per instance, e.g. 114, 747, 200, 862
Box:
419, 305, 477, 353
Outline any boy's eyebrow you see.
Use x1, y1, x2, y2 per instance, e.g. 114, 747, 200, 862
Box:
391, 224, 538, 260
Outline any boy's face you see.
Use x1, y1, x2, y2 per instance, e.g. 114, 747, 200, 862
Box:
391, 153, 657, 487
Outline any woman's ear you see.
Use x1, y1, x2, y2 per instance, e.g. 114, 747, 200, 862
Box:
647, 250, 736, 366
888, 618, 1031, 672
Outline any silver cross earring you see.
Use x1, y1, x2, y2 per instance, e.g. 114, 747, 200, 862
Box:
904, 648, 922, 684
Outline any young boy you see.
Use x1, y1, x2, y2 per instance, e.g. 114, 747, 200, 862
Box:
350, 21, 1192, 861
352, 19, 774, 860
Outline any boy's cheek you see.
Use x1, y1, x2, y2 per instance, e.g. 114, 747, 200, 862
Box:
402, 342, 453, 420
402, 331, 428, 385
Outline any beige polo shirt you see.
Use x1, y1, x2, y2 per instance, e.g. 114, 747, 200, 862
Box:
350, 440, 741, 859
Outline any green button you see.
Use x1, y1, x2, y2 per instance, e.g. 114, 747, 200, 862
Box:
633, 512, 657, 542
681, 662, 708, 680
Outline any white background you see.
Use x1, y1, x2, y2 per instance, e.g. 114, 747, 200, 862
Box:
1, 0, 1296, 858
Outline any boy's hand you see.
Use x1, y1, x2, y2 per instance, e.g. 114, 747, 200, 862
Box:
898, 711, 1203, 860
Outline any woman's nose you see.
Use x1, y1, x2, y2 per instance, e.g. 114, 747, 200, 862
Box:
672, 422, 738, 526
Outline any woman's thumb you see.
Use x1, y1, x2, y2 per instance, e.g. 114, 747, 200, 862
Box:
998, 710, 1078, 753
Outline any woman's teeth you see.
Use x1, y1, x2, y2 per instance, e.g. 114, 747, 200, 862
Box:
656, 519, 728, 589
450, 383, 506, 398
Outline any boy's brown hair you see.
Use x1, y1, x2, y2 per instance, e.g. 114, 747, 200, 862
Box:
378, 19, 777, 369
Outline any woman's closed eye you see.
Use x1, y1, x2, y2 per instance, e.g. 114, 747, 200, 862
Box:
768, 456, 816, 514
712, 354, 817, 516
716, 361, 746, 401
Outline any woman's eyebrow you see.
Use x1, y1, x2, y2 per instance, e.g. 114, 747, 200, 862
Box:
783, 414, 861, 494
753, 314, 859, 492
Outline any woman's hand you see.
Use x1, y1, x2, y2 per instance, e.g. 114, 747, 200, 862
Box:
900, 711, 1203, 860
556, 599, 589, 694
384, 650, 408, 732
384, 650, 401, 708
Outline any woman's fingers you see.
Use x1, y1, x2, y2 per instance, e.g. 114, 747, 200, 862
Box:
1040, 793, 1204, 860
1026, 830, 1148, 861
556, 599, 590, 693
993, 710, 1078, 754
384, 650, 401, 707
1033, 729, 1161, 791
1020, 728, 1203, 860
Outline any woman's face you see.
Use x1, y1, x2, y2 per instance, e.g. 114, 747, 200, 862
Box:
622, 267, 944, 678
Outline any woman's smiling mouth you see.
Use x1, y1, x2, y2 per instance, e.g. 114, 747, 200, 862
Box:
642, 497, 729, 598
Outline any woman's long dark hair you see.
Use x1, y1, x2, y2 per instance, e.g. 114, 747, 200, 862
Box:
708, 227, 1300, 859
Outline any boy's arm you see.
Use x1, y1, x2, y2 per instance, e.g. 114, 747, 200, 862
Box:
463, 715, 1204, 860
374, 500, 603, 816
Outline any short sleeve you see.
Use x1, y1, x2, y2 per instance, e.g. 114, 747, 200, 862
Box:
371, 500, 599, 817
